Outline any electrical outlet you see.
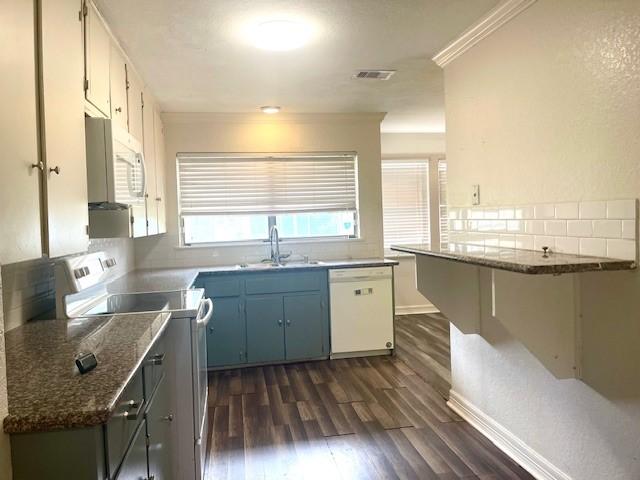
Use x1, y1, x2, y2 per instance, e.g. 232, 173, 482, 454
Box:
472, 185, 480, 205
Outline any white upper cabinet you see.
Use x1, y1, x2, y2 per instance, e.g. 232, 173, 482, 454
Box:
127, 67, 144, 142
143, 89, 159, 235
0, 0, 43, 264
154, 109, 167, 234
39, 0, 89, 258
110, 44, 128, 131
83, 2, 110, 117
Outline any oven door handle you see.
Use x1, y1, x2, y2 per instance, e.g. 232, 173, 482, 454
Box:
197, 298, 213, 326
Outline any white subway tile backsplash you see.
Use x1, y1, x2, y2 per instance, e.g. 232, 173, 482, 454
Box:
592, 220, 621, 238
579, 201, 607, 219
554, 202, 579, 219
606, 239, 636, 260
554, 237, 579, 255
534, 204, 555, 219
515, 235, 534, 250
579, 238, 607, 257
544, 220, 567, 236
525, 220, 545, 235
567, 220, 592, 237
449, 199, 636, 260
622, 220, 636, 240
606, 200, 636, 219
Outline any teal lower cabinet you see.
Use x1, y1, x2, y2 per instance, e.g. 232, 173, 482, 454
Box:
206, 296, 246, 367
246, 295, 286, 363
115, 419, 148, 479
284, 293, 325, 360
200, 270, 329, 368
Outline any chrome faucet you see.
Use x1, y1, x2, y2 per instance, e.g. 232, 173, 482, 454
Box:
269, 225, 281, 264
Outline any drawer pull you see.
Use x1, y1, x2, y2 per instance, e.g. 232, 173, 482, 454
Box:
147, 353, 165, 366
124, 400, 144, 420
161, 414, 174, 422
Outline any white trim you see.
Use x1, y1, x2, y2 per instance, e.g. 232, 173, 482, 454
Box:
432, 0, 537, 67
447, 390, 572, 480
395, 304, 439, 315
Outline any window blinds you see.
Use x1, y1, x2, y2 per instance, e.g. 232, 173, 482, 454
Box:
381, 160, 430, 248
177, 153, 357, 215
438, 159, 448, 245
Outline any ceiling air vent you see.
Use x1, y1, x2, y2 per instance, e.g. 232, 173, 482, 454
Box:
353, 70, 396, 80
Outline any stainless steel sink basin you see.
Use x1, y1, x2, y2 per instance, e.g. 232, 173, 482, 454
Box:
238, 260, 325, 269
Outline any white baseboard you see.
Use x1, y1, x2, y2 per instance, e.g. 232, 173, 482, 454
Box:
395, 304, 439, 315
447, 390, 571, 480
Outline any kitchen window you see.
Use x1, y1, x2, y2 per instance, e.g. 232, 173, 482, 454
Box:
177, 153, 359, 245
381, 156, 447, 250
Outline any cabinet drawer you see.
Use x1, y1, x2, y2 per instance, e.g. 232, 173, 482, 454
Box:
143, 333, 167, 400
245, 272, 322, 295
106, 369, 145, 477
203, 277, 242, 297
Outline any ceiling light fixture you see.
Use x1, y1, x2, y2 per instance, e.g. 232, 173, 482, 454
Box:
261, 106, 281, 114
252, 20, 311, 51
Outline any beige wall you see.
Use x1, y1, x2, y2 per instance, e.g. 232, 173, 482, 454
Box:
135, 113, 385, 268
444, 1, 640, 479
381, 133, 445, 313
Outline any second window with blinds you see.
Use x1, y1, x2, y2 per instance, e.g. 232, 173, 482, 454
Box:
381, 157, 447, 251
177, 153, 359, 245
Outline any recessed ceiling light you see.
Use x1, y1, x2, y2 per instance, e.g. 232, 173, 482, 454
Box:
261, 106, 281, 114
252, 20, 311, 51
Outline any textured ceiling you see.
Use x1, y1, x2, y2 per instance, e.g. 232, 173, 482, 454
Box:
95, 0, 499, 132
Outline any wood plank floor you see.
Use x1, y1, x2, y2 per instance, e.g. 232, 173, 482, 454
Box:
205, 314, 534, 479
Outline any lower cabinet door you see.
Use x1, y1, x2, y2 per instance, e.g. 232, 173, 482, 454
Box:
115, 419, 148, 480
284, 293, 324, 360
207, 296, 246, 367
146, 374, 173, 480
246, 295, 285, 363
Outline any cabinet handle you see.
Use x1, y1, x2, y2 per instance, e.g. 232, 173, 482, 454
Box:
31, 161, 44, 171
123, 399, 144, 420
49, 166, 60, 175
146, 353, 165, 365
161, 414, 173, 422
115, 106, 122, 113
286, 319, 291, 326
277, 319, 283, 326
155, 197, 162, 202
209, 326, 214, 333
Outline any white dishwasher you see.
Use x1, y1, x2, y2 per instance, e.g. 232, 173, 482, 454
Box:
329, 266, 394, 358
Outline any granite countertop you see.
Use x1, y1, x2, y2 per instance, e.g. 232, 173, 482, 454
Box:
391, 243, 636, 275
107, 258, 398, 294
3, 312, 171, 434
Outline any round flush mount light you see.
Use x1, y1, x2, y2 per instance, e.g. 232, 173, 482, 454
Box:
261, 106, 281, 114
251, 20, 311, 51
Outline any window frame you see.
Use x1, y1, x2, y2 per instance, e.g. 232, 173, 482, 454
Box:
176, 152, 361, 247
381, 154, 447, 255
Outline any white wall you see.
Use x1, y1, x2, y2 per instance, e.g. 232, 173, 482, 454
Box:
135, 113, 385, 268
444, 1, 640, 479
381, 133, 445, 313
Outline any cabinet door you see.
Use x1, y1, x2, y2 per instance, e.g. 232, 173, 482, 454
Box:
146, 375, 173, 480
153, 109, 167, 233
207, 297, 246, 367
84, 2, 110, 116
115, 420, 148, 480
110, 44, 128, 131
0, 0, 43, 264
39, 0, 89, 258
127, 68, 144, 142
246, 296, 285, 364
142, 89, 158, 235
284, 293, 325, 360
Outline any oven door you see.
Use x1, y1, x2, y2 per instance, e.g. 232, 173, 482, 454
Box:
192, 298, 212, 479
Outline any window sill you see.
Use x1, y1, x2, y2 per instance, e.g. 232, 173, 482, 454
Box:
176, 236, 366, 249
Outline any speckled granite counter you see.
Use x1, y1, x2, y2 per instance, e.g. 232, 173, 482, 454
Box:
107, 258, 398, 294
391, 243, 636, 275
3, 312, 170, 434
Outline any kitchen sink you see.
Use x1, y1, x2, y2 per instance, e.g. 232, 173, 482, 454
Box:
238, 260, 325, 269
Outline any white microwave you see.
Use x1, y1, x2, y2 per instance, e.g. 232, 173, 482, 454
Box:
85, 117, 147, 238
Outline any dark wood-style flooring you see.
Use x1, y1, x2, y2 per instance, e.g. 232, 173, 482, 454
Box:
205, 313, 534, 479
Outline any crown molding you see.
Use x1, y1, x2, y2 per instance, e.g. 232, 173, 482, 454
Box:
432, 0, 537, 68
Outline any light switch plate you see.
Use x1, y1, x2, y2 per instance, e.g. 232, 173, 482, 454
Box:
472, 184, 480, 205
